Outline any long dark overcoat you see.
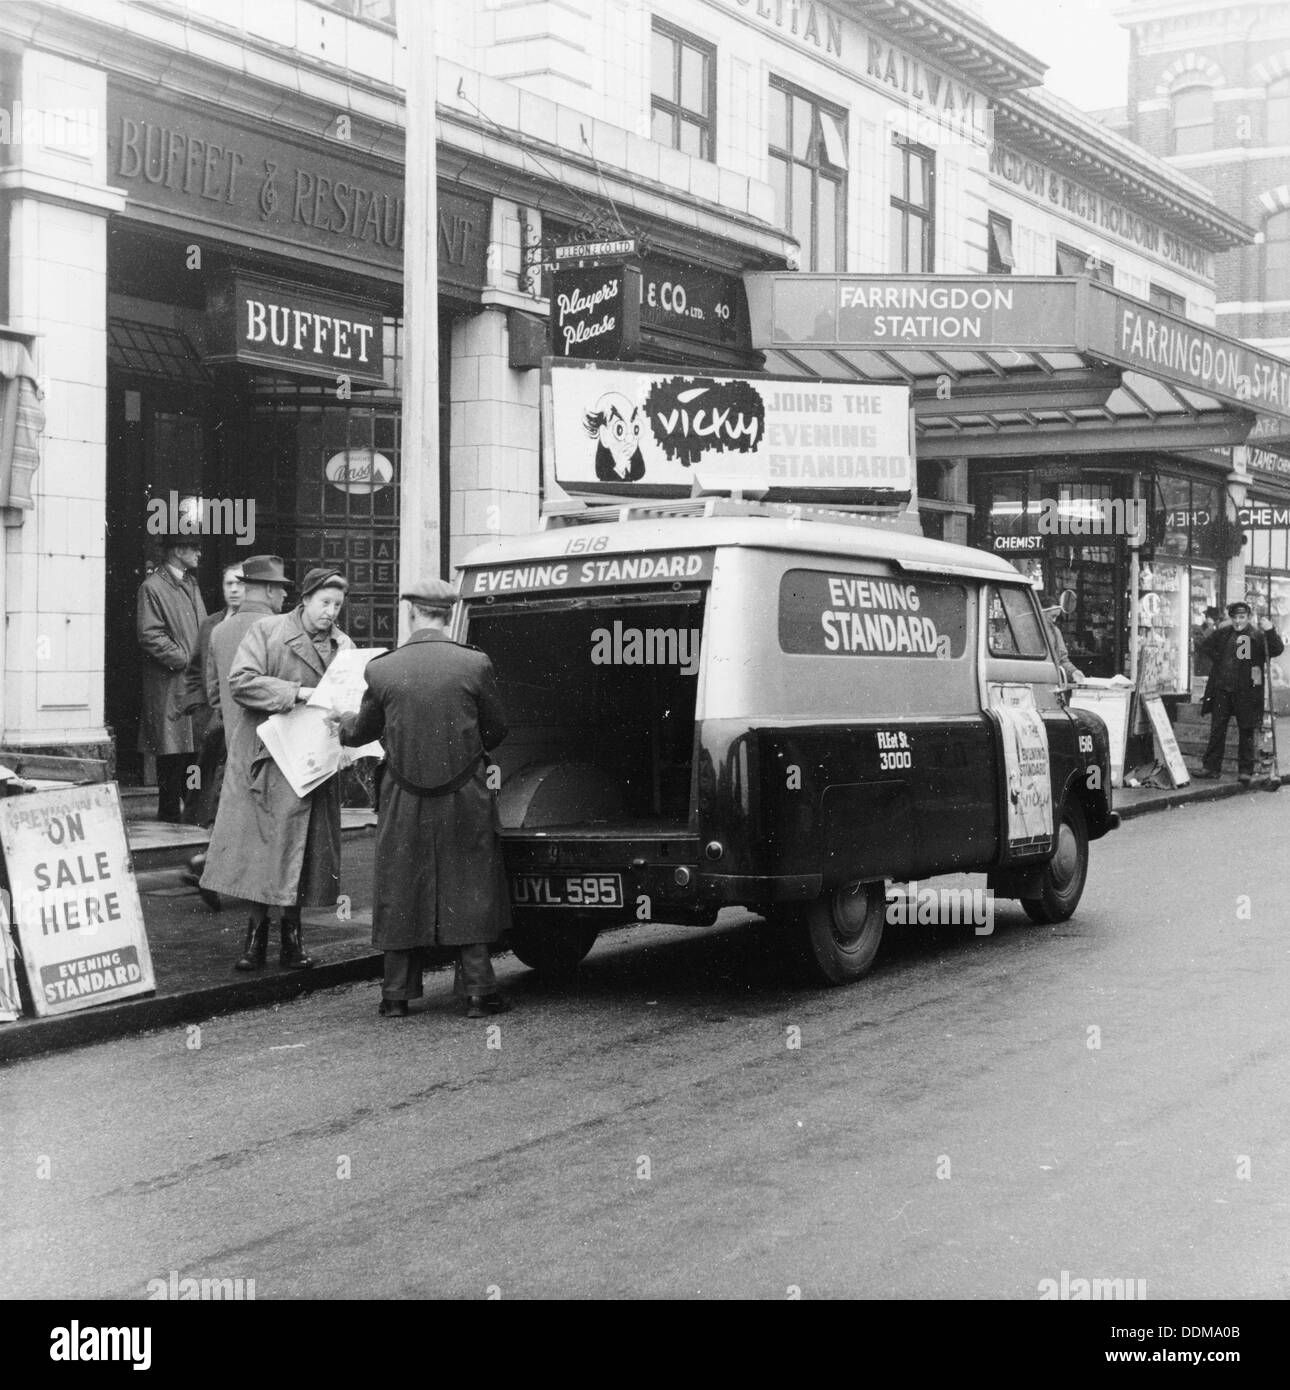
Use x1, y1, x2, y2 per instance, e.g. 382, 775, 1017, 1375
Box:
181, 607, 229, 825
136, 566, 207, 755
200, 605, 353, 908
1199, 623, 1285, 725
340, 629, 511, 949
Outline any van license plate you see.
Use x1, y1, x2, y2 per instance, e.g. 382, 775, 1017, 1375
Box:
510, 873, 624, 908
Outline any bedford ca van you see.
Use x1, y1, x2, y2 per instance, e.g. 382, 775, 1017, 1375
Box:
456, 499, 1118, 985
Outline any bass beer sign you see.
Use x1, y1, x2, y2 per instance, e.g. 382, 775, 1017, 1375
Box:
0, 784, 155, 1016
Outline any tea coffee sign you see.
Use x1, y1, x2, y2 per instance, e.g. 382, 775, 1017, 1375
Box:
550, 264, 641, 360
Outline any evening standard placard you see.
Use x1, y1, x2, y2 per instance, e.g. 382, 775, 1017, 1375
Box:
463, 550, 714, 597
548, 363, 911, 502
0, 784, 154, 1017
778, 570, 968, 659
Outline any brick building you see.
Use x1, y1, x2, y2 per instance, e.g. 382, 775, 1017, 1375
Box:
1103, 1, 1290, 351
1097, 1, 1290, 692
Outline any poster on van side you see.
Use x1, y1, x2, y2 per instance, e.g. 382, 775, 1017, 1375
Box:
993, 704, 1054, 848
0, 784, 155, 1017
546, 362, 912, 504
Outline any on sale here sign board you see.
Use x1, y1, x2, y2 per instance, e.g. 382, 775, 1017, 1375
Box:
0, 783, 154, 1017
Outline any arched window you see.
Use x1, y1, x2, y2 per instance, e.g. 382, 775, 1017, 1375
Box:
1267, 210, 1290, 299
1269, 75, 1290, 147
1170, 85, 1213, 154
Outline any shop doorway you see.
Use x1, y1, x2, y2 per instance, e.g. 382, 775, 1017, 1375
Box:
106, 368, 214, 783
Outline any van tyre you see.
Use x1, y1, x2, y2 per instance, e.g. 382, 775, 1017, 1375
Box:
799, 879, 886, 985
506, 924, 599, 976
1021, 799, 1088, 924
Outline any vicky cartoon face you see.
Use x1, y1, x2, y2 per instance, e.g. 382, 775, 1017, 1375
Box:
583, 392, 646, 482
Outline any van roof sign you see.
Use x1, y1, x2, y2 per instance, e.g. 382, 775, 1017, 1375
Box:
544, 361, 913, 504
463, 551, 714, 597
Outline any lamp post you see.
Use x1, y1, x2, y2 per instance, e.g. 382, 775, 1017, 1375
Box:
397, 0, 440, 623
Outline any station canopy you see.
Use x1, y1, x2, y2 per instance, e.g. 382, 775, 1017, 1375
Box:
744, 274, 1290, 461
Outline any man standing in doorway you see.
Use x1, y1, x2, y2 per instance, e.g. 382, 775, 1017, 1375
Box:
334, 578, 512, 1019
201, 564, 353, 972
1194, 600, 1284, 785
180, 560, 245, 907
136, 535, 208, 822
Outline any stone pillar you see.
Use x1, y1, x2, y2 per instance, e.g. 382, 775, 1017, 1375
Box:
448, 308, 540, 569
0, 50, 124, 755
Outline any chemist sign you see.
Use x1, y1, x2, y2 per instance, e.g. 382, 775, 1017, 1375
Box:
0, 784, 154, 1016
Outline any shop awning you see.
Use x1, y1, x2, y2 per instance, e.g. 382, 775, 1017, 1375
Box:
744, 274, 1290, 461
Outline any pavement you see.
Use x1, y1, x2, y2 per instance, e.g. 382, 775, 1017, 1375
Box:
0, 769, 1281, 1065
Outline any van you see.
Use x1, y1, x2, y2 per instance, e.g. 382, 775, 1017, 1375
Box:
456, 498, 1118, 984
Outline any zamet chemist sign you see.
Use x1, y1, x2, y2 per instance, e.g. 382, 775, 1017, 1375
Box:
206, 273, 386, 385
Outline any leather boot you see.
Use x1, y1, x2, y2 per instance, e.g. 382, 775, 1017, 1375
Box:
279, 911, 315, 970
234, 910, 269, 972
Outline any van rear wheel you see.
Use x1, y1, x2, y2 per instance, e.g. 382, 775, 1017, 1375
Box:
506, 924, 599, 976
1021, 799, 1088, 924
799, 880, 886, 985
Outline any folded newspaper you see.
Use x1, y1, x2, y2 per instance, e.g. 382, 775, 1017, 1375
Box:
257, 648, 386, 798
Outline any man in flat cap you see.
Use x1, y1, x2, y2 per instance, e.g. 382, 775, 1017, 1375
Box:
334, 577, 512, 1018
202, 562, 353, 971
136, 534, 208, 821
1194, 599, 1284, 784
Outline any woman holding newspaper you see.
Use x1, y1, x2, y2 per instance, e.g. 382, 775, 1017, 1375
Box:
200, 564, 354, 972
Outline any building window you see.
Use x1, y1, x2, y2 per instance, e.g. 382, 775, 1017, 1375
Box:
1267, 210, 1290, 299
890, 136, 934, 272
1170, 84, 1213, 154
314, 0, 397, 27
1269, 76, 1290, 146
651, 20, 715, 160
768, 78, 847, 271
987, 213, 1014, 274
1149, 284, 1187, 315
1056, 243, 1113, 285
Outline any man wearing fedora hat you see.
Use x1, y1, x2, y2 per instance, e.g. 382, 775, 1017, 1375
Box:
136, 535, 208, 822
1195, 599, 1284, 784
201, 560, 353, 971
334, 577, 512, 1018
